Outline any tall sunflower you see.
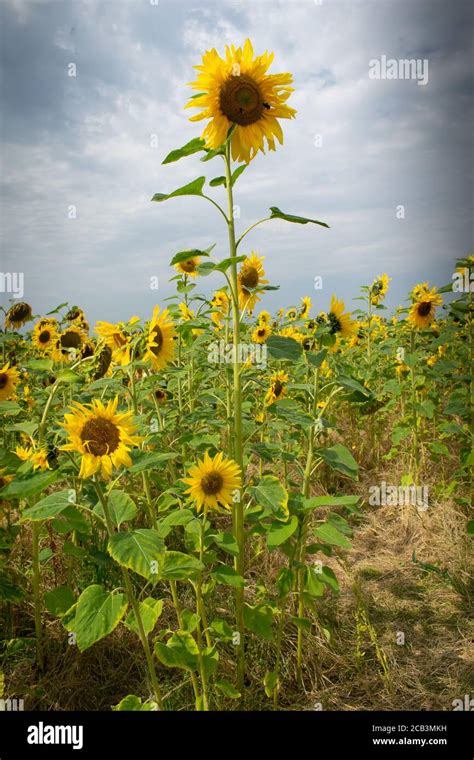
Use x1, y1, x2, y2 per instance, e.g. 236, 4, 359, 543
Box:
327, 296, 357, 338
144, 307, 176, 370
0, 362, 20, 401
186, 39, 296, 163
408, 287, 443, 329
60, 397, 141, 479
238, 252, 268, 314
183, 451, 242, 512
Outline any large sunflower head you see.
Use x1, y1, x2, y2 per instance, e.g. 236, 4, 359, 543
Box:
0, 362, 20, 401
144, 306, 176, 370
32, 319, 59, 354
238, 252, 268, 314
408, 288, 443, 329
264, 370, 289, 406
60, 396, 141, 480
183, 451, 242, 512
175, 257, 200, 278
370, 274, 390, 304
54, 324, 86, 362
186, 39, 296, 163
327, 296, 357, 338
5, 302, 33, 329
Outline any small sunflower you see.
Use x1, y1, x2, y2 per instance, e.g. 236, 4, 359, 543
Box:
264, 370, 289, 406
176, 257, 200, 278
15, 444, 50, 471
238, 252, 268, 314
60, 396, 141, 480
211, 290, 230, 330
5, 302, 33, 329
257, 310, 271, 325
370, 274, 390, 304
252, 323, 271, 344
186, 39, 296, 163
144, 307, 176, 371
183, 451, 242, 512
0, 362, 20, 401
327, 296, 357, 338
95, 321, 132, 366
32, 319, 59, 354
299, 296, 312, 319
286, 307, 297, 322
408, 287, 443, 329
153, 388, 168, 405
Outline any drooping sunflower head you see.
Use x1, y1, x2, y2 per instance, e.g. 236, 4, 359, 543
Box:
65, 306, 84, 322
252, 323, 271, 344
327, 296, 357, 338
92, 344, 113, 380
144, 306, 176, 370
5, 302, 33, 329
238, 252, 268, 314
183, 451, 242, 512
264, 370, 289, 406
370, 274, 390, 304
32, 319, 59, 354
0, 362, 20, 401
175, 256, 200, 278
186, 39, 296, 163
60, 396, 141, 480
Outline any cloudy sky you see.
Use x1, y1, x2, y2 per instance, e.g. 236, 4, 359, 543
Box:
0, 0, 472, 325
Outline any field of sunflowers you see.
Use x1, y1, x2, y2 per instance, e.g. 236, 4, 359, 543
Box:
0, 39, 472, 715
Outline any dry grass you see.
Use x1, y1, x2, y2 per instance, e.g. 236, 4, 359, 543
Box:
2, 462, 472, 711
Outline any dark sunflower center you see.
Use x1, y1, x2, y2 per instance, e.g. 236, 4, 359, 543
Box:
80, 417, 120, 457
201, 470, 224, 496
240, 266, 259, 291
220, 74, 264, 126
150, 325, 163, 356
155, 389, 166, 400
180, 259, 197, 273
273, 380, 284, 397
61, 330, 82, 349
82, 343, 94, 358
39, 330, 51, 344
257, 328, 266, 337
417, 302, 432, 317
328, 312, 341, 334
0, 373, 8, 389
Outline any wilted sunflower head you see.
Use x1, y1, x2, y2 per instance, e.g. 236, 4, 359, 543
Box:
144, 306, 176, 371
5, 302, 33, 329
238, 252, 268, 314
92, 344, 113, 380
0, 362, 20, 401
186, 39, 296, 163
183, 451, 242, 512
60, 396, 141, 480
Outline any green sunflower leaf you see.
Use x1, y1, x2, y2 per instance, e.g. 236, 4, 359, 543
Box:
161, 137, 206, 165
151, 176, 206, 203
269, 206, 330, 228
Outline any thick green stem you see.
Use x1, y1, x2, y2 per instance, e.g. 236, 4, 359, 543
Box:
224, 143, 245, 691
31, 523, 44, 670
409, 329, 420, 485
